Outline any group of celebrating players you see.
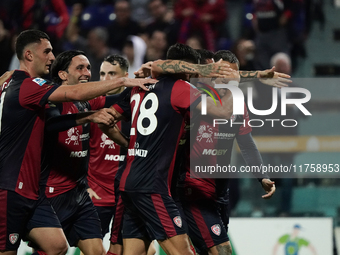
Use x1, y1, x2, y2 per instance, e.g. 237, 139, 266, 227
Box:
0, 29, 290, 255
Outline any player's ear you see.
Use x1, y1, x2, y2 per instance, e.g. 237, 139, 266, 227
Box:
58, 70, 68, 81
125, 72, 129, 78
24, 49, 33, 62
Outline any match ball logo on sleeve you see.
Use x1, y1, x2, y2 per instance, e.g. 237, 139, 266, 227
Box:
173, 216, 182, 228
9, 233, 19, 244
211, 224, 221, 236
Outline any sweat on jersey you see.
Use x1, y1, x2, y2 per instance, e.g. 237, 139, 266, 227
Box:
0, 71, 59, 200
113, 76, 201, 195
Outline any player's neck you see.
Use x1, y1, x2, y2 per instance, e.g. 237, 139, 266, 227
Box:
19, 62, 40, 78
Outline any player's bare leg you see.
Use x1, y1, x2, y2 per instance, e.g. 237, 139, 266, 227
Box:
208, 241, 232, 255
107, 243, 123, 255
122, 238, 150, 255
157, 234, 194, 255
77, 238, 106, 255
146, 241, 156, 255
28, 227, 68, 255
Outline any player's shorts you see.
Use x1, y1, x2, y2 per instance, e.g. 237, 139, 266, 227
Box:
0, 189, 61, 251
121, 192, 186, 241
180, 198, 229, 252
110, 194, 124, 245
95, 205, 115, 236
48, 183, 102, 246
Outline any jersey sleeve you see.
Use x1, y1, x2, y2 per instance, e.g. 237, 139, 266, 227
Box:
112, 88, 132, 120
170, 80, 201, 115
88, 96, 106, 110
19, 78, 59, 110
238, 103, 252, 135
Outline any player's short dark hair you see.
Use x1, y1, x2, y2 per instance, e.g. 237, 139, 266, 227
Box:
103, 54, 129, 73
16, 29, 50, 60
213, 50, 239, 68
166, 43, 200, 64
196, 49, 214, 64
51, 50, 86, 84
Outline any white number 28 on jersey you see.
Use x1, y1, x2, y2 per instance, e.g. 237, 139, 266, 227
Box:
130, 93, 159, 136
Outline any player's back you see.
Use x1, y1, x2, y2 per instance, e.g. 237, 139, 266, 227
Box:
116, 75, 201, 195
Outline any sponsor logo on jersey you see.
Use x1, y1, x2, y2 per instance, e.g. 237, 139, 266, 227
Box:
70, 150, 88, 157
65, 127, 79, 145
211, 224, 221, 236
196, 124, 213, 143
213, 133, 235, 139
100, 134, 115, 149
9, 233, 19, 244
32, 78, 46, 86
104, 154, 125, 161
173, 216, 182, 228
128, 149, 148, 157
202, 149, 227, 156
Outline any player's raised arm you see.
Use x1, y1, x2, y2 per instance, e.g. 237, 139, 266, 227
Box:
151, 59, 234, 78
0, 70, 14, 86
239, 66, 291, 88
48, 77, 156, 102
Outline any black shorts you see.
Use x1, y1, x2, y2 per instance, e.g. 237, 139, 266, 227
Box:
48, 183, 102, 246
121, 192, 186, 241
0, 189, 61, 251
95, 205, 115, 236
180, 199, 229, 251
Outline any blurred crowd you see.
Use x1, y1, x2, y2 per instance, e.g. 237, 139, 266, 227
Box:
0, 0, 325, 79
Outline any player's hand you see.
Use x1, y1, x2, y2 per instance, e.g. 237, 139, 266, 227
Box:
261, 179, 276, 199
134, 61, 153, 78
205, 59, 237, 78
87, 188, 101, 200
122, 77, 157, 91
0, 70, 14, 85
88, 108, 116, 127
258, 66, 291, 88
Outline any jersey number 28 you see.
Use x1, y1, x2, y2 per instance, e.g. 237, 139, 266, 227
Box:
130, 93, 159, 136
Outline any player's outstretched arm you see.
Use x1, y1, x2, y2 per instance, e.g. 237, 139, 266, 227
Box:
151, 59, 234, 78
48, 78, 156, 102
239, 66, 291, 87
236, 132, 275, 199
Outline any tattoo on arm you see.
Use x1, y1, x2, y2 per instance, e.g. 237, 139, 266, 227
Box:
216, 244, 232, 255
239, 71, 258, 79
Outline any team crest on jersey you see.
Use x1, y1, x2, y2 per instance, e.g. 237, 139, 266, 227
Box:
65, 127, 80, 145
173, 216, 182, 228
196, 124, 213, 143
100, 133, 115, 149
9, 233, 19, 244
211, 224, 221, 236
32, 78, 46, 86
230, 114, 237, 122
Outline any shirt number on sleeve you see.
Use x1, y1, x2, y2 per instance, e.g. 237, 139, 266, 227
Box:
130, 93, 159, 136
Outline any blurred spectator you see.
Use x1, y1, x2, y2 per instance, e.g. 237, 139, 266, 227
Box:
122, 35, 147, 78
186, 34, 204, 50
145, 30, 168, 62
143, 0, 179, 46
0, 19, 13, 74
107, 0, 142, 52
232, 39, 256, 70
130, 0, 152, 27
20, 0, 70, 54
174, 0, 227, 52
252, 0, 291, 70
